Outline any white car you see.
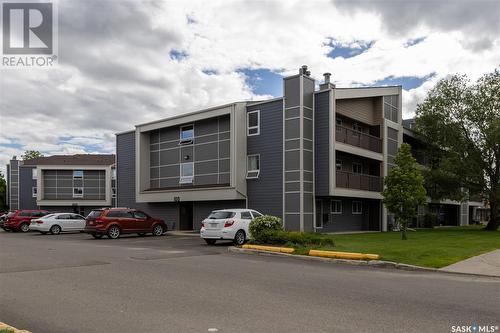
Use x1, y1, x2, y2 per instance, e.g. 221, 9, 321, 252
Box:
200, 209, 263, 245
30, 213, 87, 235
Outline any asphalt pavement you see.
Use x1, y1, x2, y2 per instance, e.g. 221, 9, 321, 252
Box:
0, 231, 499, 333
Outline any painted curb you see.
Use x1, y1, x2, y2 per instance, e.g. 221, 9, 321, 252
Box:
309, 249, 380, 260
228, 247, 500, 279
242, 244, 295, 253
0, 322, 31, 333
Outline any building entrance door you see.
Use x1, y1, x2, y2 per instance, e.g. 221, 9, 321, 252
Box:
179, 202, 194, 230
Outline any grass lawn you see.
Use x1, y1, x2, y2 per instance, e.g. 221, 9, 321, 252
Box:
292, 226, 500, 268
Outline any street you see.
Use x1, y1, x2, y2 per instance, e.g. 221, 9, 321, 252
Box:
0, 231, 499, 333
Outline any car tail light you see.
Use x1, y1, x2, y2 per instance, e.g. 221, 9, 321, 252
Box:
201, 222, 205, 228
224, 219, 235, 228
36, 220, 43, 224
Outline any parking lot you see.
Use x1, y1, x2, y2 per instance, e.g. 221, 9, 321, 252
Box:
1, 230, 499, 333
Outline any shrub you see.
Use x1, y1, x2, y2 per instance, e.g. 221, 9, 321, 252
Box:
249, 215, 283, 240
252, 229, 335, 247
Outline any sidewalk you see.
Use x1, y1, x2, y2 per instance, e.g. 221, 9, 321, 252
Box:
440, 249, 500, 277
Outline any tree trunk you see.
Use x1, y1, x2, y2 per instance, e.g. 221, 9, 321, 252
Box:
484, 201, 499, 231
401, 222, 408, 240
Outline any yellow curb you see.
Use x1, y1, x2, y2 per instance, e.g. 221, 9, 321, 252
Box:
242, 244, 295, 254
0, 322, 31, 333
309, 250, 380, 260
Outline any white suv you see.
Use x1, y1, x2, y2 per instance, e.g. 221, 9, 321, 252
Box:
200, 209, 263, 245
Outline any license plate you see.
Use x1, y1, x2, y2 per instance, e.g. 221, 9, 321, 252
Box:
209, 223, 218, 228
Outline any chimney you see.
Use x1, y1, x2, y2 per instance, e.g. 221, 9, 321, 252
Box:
319, 72, 335, 90
300, 65, 308, 75
12, 156, 17, 160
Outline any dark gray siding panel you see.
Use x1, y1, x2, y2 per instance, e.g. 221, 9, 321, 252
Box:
246, 99, 283, 218
315, 91, 330, 196
19, 167, 37, 210
318, 197, 379, 232
193, 200, 246, 230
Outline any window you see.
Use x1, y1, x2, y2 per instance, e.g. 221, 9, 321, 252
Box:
208, 211, 235, 219
251, 211, 263, 218
352, 201, 362, 214
133, 211, 148, 219
87, 210, 103, 219
336, 118, 343, 127
352, 122, 362, 133
32, 168, 38, 180
240, 211, 252, 220
246, 155, 260, 179
111, 169, 116, 180
106, 211, 122, 218
111, 188, 116, 198
331, 200, 342, 214
352, 162, 362, 174
73, 187, 83, 198
57, 214, 71, 220
73, 170, 83, 179
180, 162, 194, 184
19, 211, 31, 216
32, 187, 37, 198
32, 211, 47, 217
72, 214, 85, 220
180, 124, 194, 144
336, 159, 342, 171
247, 110, 260, 136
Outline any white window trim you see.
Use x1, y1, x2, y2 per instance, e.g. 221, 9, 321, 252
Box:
247, 110, 260, 136
246, 154, 260, 179
111, 169, 116, 180
331, 200, 342, 214
179, 162, 194, 184
179, 124, 194, 144
32, 186, 37, 198
73, 187, 84, 198
32, 168, 37, 180
111, 188, 117, 198
336, 159, 342, 171
352, 201, 363, 215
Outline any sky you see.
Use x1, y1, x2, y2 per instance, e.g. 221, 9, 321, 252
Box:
1, 0, 499, 173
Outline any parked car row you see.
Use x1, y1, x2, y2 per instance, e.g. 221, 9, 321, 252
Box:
1, 207, 265, 245
0, 208, 168, 239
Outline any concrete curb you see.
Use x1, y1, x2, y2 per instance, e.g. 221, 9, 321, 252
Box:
228, 247, 500, 279
0, 322, 31, 333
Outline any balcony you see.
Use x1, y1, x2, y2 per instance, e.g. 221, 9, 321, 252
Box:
336, 171, 383, 192
336, 125, 382, 153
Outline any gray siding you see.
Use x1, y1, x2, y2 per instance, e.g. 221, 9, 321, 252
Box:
317, 197, 380, 232
246, 99, 283, 218
314, 91, 330, 196
19, 166, 37, 210
149, 114, 231, 190
43, 169, 106, 200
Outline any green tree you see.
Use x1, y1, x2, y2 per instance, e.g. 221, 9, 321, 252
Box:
415, 69, 500, 230
0, 171, 7, 211
21, 150, 43, 160
382, 144, 427, 240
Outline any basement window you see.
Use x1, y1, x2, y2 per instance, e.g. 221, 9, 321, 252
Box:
179, 162, 194, 184
247, 110, 260, 136
331, 200, 342, 214
352, 201, 362, 215
246, 155, 260, 179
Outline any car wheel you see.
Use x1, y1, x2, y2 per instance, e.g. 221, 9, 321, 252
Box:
107, 226, 121, 239
50, 225, 61, 235
204, 239, 216, 245
152, 224, 164, 236
137, 233, 146, 236
20, 223, 30, 233
233, 230, 246, 246
91, 233, 103, 239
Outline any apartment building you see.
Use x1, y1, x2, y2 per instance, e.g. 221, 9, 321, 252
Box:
6, 154, 116, 216
116, 66, 403, 232
402, 119, 486, 227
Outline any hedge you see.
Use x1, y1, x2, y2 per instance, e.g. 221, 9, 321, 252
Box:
252, 229, 335, 247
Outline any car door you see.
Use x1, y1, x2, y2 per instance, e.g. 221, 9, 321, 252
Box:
133, 211, 150, 232
120, 211, 137, 232
56, 214, 72, 231
239, 211, 253, 236
71, 214, 86, 231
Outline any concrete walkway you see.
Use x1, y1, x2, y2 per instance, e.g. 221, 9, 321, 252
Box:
441, 249, 500, 277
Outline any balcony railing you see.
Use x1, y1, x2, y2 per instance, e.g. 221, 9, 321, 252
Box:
336, 125, 382, 153
336, 171, 383, 192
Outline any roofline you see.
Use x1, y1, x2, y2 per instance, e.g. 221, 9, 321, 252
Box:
134, 101, 246, 128
115, 129, 135, 136
246, 97, 283, 106
335, 85, 402, 90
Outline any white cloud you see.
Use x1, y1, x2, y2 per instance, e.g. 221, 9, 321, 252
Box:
1, 0, 499, 175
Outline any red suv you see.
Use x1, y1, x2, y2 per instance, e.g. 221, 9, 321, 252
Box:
3, 210, 50, 232
84, 208, 167, 239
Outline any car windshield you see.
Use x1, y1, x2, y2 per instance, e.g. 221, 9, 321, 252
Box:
207, 211, 235, 219
87, 210, 102, 219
